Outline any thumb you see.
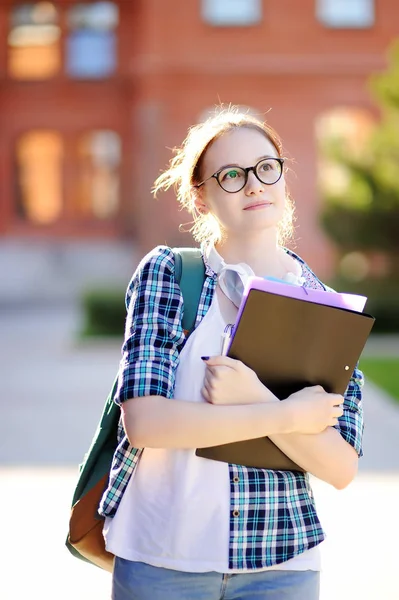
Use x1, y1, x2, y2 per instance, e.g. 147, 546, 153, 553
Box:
201, 355, 240, 369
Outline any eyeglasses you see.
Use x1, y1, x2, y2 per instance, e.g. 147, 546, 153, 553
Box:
194, 157, 285, 194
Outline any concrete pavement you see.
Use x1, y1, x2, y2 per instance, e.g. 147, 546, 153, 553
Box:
362, 334, 399, 357
1, 306, 399, 599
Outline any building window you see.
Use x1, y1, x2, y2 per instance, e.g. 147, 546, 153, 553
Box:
202, 0, 262, 27
15, 131, 63, 224
316, 0, 374, 29
75, 131, 121, 219
66, 2, 118, 79
8, 2, 61, 79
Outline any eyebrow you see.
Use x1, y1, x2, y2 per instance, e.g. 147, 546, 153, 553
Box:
216, 155, 277, 172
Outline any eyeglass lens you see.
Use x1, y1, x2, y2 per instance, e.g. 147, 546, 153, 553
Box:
217, 158, 282, 192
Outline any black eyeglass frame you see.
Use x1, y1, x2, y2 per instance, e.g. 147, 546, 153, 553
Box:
194, 157, 285, 193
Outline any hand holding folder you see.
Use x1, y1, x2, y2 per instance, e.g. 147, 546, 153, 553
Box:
195, 279, 375, 472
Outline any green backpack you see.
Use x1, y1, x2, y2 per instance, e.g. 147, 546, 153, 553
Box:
66, 247, 205, 571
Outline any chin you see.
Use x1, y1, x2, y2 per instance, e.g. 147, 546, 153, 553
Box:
253, 215, 282, 230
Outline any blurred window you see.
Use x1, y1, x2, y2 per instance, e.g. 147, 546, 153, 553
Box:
66, 2, 118, 78
15, 131, 63, 224
8, 2, 61, 79
316, 0, 374, 28
75, 131, 121, 219
202, 0, 262, 27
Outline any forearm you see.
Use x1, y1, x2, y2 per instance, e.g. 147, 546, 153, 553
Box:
122, 394, 294, 449
269, 427, 358, 489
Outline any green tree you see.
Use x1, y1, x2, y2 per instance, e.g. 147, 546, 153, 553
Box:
321, 39, 399, 262
320, 40, 399, 331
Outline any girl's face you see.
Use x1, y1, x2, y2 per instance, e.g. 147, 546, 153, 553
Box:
196, 127, 286, 240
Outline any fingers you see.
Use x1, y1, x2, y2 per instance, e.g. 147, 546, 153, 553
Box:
205, 365, 232, 382
311, 385, 325, 392
333, 405, 344, 418
202, 361, 233, 405
331, 395, 345, 407
201, 366, 218, 404
333, 394, 344, 404
308, 386, 343, 404
202, 370, 217, 403
312, 386, 344, 407
201, 387, 210, 402
328, 404, 344, 427
203, 369, 213, 390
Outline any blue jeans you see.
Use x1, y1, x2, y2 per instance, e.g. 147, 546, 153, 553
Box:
112, 558, 320, 600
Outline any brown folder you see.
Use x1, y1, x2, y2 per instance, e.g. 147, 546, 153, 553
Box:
196, 290, 375, 471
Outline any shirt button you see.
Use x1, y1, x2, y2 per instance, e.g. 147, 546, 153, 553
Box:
232, 510, 240, 518
233, 476, 239, 483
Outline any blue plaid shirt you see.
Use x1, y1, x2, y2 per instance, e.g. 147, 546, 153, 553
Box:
99, 245, 364, 569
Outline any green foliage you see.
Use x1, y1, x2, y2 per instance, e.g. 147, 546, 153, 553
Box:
370, 41, 399, 109
320, 39, 399, 334
81, 287, 126, 337
320, 38, 399, 252
359, 357, 399, 402
321, 205, 399, 252
328, 277, 399, 333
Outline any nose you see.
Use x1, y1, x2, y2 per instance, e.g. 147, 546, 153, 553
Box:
245, 168, 264, 195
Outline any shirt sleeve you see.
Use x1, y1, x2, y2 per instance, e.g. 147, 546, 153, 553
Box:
114, 245, 186, 405
334, 364, 364, 457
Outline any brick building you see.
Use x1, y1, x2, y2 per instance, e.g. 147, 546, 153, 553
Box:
0, 0, 397, 301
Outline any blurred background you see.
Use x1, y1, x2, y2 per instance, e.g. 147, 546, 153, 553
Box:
1, 1, 399, 598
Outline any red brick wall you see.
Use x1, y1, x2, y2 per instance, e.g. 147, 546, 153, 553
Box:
0, 0, 397, 276
128, 0, 398, 275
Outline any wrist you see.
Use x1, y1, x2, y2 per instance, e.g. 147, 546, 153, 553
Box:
256, 384, 279, 404
257, 400, 294, 435
276, 399, 297, 434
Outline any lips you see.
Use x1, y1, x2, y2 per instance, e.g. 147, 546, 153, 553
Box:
243, 201, 273, 210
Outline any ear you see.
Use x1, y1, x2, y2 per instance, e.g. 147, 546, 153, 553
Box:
192, 187, 210, 215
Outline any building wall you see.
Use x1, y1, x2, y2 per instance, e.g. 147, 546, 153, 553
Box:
0, 0, 397, 300
128, 0, 398, 274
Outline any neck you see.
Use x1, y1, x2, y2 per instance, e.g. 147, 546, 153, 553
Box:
215, 230, 289, 278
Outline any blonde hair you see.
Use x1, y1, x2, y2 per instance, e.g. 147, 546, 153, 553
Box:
153, 107, 295, 246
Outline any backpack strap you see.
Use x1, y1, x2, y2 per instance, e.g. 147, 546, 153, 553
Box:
173, 247, 205, 336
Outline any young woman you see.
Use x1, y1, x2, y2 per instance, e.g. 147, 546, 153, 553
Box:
99, 109, 364, 600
